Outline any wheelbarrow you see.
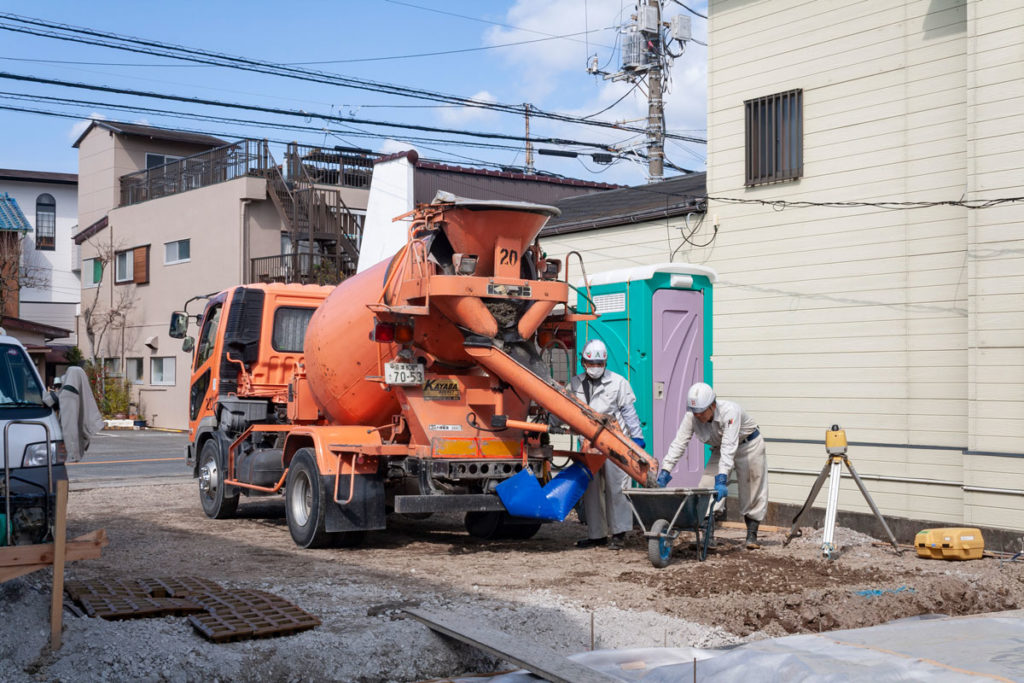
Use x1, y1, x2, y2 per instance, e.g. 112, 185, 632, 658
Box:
624, 487, 716, 568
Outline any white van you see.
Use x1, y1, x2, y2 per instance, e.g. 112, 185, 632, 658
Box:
0, 333, 65, 546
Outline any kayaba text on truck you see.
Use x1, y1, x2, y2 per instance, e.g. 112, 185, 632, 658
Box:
169, 195, 660, 548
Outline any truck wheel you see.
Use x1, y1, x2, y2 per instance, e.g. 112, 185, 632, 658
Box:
198, 439, 238, 519
285, 448, 333, 548
501, 518, 543, 540
465, 511, 504, 539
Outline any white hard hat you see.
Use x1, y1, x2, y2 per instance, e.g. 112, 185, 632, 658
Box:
687, 382, 716, 412
581, 339, 608, 363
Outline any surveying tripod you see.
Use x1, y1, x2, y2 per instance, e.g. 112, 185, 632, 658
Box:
783, 425, 902, 559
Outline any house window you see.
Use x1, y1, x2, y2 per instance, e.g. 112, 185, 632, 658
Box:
745, 89, 803, 186
126, 357, 144, 384
83, 258, 102, 288
150, 357, 175, 386
146, 153, 182, 169
103, 357, 121, 377
35, 193, 56, 250
114, 246, 150, 285
164, 239, 190, 265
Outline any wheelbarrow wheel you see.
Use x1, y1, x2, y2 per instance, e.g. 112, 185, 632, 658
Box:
648, 519, 673, 568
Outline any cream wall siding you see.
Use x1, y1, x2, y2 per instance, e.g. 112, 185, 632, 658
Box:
704, 0, 1022, 532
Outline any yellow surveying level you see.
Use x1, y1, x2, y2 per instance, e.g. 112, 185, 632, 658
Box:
784, 425, 902, 559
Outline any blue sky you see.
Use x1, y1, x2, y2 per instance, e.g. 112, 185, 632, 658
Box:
0, 0, 708, 185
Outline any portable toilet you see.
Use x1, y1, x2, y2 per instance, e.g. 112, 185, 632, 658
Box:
576, 263, 715, 486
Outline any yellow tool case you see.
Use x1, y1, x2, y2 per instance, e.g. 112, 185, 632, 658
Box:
915, 527, 984, 560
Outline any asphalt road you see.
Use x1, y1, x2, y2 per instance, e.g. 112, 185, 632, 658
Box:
67, 429, 191, 488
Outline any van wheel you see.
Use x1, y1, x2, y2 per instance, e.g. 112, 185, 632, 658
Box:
198, 440, 238, 519
286, 448, 333, 548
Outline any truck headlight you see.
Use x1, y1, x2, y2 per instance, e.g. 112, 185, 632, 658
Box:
22, 441, 67, 467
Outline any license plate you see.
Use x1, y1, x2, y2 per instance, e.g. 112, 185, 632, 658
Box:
384, 361, 425, 386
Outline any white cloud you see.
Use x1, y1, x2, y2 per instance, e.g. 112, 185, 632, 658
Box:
377, 138, 420, 155
438, 90, 499, 125
67, 113, 106, 142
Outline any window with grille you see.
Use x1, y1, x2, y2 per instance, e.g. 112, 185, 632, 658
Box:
745, 89, 803, 186
35, 193, 55, 250
83, 258, 102, 288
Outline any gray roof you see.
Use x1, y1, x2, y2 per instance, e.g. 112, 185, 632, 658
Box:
0, 168, 77, 185
542, 173, 707, 236
72, 120, 228, 149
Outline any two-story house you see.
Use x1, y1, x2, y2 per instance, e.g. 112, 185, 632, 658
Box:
73, 120, 374, 428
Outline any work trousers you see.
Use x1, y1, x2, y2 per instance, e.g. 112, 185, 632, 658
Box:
582, 458, 633, 539
698, 434, 768, 522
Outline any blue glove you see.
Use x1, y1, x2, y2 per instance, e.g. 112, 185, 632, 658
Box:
656, 470, 672, 488
632, 437, 646, 449
714, 473, 729, 501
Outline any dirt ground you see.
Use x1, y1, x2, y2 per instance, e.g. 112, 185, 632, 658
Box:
3, 480, 1023, 682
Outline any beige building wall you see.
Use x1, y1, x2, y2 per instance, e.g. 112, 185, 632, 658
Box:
79, 175, 273, 429
692, 0, 1023, 530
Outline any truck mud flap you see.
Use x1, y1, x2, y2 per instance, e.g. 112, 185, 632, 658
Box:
393, 494, 508, 515
323, 474, 387, 532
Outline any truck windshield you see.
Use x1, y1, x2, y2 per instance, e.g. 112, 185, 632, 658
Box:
0, 344, 45, 406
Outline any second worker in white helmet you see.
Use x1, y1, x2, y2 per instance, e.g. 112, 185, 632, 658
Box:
571, 339, 646, 550
658, 382, 768, 549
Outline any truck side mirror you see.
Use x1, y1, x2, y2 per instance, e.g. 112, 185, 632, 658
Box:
169, 311, 188, 338
182, 337, 195, 353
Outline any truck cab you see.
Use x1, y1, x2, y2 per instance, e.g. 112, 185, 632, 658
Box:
0, 333, 66, 546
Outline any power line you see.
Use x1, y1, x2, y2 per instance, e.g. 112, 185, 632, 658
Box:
0, 71, 623, 153
0, 12, 706, 143
670, 0, 707, 20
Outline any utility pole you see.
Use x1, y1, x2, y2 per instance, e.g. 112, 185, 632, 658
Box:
524, 103, 535, 174
586, 1, 691, 183
645, 0, 664, 181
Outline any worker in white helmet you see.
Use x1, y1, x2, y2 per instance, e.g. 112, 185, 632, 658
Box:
570, 339, 645, 550
657, 382, 768, 549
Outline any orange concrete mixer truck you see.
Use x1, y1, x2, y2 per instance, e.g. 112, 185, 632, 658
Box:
169, 195, 659, 548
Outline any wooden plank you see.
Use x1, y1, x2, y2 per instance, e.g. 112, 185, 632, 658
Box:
51, 479, 67, 650
404, 608, 620, 683
0, 529, 108, 568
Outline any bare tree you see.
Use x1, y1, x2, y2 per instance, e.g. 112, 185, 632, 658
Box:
0, 231, 51, 318
81, 239, 136, 365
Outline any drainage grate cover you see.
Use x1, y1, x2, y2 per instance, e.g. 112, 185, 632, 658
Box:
64, 578, 150, 603
138, 576, 225, 598
188, 590, 321, 642
78, 595, 205, 620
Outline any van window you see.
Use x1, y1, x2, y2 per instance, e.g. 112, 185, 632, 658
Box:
272, 307, 316, 352
0, 344, 44, 405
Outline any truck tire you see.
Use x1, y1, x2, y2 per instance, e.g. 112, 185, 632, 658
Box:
198, 439, 238, 519
285, 448, 333, 548
464, 511, 542, 540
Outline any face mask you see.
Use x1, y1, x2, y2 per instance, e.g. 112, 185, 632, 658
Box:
586, 365, 604, 379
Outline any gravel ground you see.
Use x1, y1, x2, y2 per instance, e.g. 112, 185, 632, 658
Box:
2, 481, 1022, 681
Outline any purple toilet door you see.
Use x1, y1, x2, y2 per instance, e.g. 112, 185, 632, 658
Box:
652, 288, 705, 486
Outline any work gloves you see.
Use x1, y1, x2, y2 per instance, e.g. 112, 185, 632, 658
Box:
714, 473, 729, 501
632, 437, 646, 449
656, 469, 672, 488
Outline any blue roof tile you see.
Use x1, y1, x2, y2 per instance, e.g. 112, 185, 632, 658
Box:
0, 192, 31, 232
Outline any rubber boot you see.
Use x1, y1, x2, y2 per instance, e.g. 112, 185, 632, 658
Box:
745, 516, 761, 550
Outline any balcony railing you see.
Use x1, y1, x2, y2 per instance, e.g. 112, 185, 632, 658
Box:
119, 139, 269, 207
285, 143, 374, 189
249, 253, 345, 286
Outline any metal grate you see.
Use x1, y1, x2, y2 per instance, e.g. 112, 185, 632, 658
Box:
188, 589, 321, 642
744, 89, 803, 186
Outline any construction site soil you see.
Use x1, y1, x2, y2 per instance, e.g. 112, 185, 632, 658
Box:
3, 481, 1023, 681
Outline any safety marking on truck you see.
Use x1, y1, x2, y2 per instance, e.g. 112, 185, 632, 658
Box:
429, 424, 463, 432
